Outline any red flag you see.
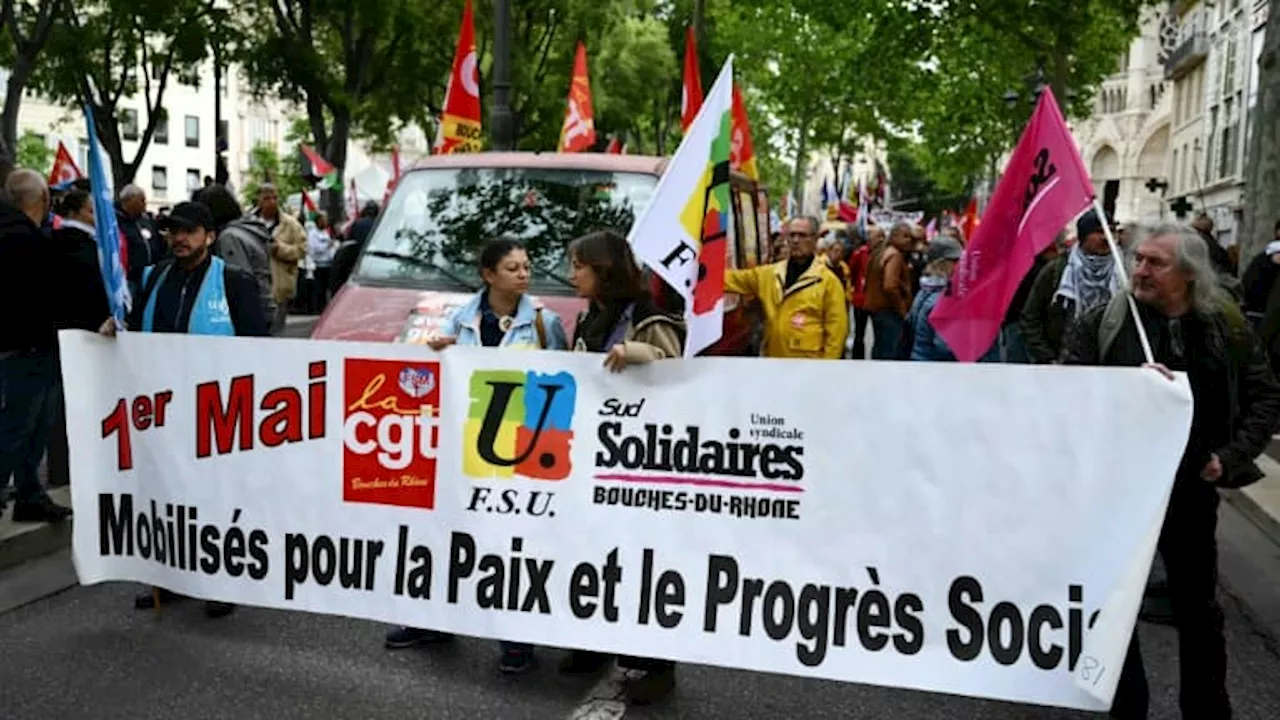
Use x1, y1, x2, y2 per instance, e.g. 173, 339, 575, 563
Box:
680, 27, 703, 133
434, 0, 482, 154
960, 196, 980, 243
48, 141, 83, 185
929, 88, 1094, 362
558, 42, 597, 152
729, 85, 758, 179
605, 136, 623, 154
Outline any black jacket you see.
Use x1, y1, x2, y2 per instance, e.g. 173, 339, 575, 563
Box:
117, 207, 165, 283
50, 223, 111, 333
127, 256, 269, 337
1063, 295, 1280, 489
0, 201, 56, 352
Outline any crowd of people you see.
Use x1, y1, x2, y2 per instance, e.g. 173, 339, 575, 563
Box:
0, 168, 381, 526
5, 157, 1280, 715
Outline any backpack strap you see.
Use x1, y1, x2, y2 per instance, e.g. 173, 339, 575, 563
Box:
1097, 293, 1130, 360
534, 307, 547, 349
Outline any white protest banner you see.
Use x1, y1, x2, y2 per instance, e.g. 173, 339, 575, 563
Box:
61, 330, 1192, 711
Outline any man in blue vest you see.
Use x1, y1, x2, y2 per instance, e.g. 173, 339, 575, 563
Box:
122, 200, 268, 617
126, 201, 268, 337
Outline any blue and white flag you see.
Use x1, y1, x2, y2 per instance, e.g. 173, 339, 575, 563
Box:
84, 104, 130, 328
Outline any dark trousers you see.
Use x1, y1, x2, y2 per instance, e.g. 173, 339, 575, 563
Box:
0, 349, 57, 506
851, 307, 870, 359
310, 266, 331, 314
1110, 480, 1230, 719
46, 373, 70, 487
870, 310, 905, 360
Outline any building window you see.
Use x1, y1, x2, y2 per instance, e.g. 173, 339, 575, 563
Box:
185, 115, 199, 148
1223, 38, 1238, 96
152, 165, 168, 194
1171, 149, 1179, 193
187, 169, 201, 193
154, 114, 169, 145
121, 109, 138, 142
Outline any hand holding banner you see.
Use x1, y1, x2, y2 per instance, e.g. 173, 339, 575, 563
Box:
930, 89, 1094, 362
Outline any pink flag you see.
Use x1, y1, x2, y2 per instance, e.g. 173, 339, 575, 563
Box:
929, 88, 1094, 361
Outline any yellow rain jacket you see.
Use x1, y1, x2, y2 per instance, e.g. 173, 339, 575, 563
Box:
725, 256, 849, 359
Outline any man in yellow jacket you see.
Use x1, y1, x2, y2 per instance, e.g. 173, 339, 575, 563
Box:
726, 216, 849, 358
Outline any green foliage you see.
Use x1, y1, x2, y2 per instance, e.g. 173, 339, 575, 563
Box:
16, 129, 52, 173
31, 0, 219, 188
591, 15, 678, 153
241, 141, 305, 207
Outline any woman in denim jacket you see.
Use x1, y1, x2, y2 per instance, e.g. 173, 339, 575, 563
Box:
382, 236, 567, 674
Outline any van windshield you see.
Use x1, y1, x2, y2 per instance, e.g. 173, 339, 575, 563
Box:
353, 167, 657, 294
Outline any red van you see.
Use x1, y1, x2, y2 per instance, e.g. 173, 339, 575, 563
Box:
311, 152, 770, 354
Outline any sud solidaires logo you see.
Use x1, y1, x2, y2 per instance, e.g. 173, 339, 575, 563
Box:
343, 359, 441, 509
464, 370, 576, 480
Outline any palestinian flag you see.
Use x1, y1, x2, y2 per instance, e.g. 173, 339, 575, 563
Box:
300, 144, 338, 189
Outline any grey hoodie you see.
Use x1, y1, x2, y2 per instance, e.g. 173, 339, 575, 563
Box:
214, 215, 275, 317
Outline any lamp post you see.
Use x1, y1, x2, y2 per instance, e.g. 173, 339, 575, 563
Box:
491, 0, 515, 150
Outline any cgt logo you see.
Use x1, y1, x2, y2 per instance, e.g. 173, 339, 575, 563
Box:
342, 359, 440, 510
464, 370, 575, 480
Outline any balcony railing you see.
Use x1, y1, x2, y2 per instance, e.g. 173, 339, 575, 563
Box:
1164, 30, 1208, 80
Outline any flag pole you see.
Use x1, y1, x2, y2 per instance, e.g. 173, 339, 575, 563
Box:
1092, 198, 1154, 365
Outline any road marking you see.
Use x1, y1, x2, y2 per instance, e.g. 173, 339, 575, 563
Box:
567, 664, 642, 720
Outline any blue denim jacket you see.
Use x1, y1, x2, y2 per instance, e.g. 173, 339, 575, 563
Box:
441, 292, 569, 350
908, 277, 1002, 362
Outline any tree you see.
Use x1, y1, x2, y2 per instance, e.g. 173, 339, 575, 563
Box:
15, 128, 51, 172
591, 15, 678, 154
890, 0, 1154, 192
32, 0, 216, 190
0, 0, 60, 183
1239, 0, 1280, 267
235, 0, 454, 219
241, 140, 305, 208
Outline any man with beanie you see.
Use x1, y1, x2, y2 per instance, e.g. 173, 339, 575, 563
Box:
1020, 209, 1118, 363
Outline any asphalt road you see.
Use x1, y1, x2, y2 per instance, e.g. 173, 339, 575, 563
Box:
3, 499, 1280, 720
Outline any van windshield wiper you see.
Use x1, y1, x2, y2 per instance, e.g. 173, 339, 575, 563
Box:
362, 249, 480, 293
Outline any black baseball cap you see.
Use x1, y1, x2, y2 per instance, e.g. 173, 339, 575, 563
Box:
159, 201, 215, 231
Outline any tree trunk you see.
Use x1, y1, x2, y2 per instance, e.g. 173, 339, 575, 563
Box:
91, 107, 131, 191
1239, 0, 1280, 270
791, 111, 811, 213
322, 111, 351, 222
0, 57, 31, 183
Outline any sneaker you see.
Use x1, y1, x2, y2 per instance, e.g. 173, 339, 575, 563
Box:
11, 495, 72, 523
203, 601, 237, 618
384, 626, 454, 649
625, 665, 676, 705
498, 647, 536, 675
557, 650, 610, 674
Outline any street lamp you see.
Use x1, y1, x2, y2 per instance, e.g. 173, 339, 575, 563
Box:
491, 0, 515, 151
1003, 58, 1077, 109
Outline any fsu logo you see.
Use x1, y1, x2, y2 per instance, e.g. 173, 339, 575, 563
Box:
342, 359, 440, 509
463, 370, 576, 480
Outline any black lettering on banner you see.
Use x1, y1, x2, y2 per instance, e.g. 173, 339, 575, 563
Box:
283, 530, 384, 601
569, 561, 600, 619
392, 524, 434, 599
446, 533, 554, 615
699, 556, 932, 667
1022, 148, 1058, 214
96, 493, 272, 582
637, 548, 686, 629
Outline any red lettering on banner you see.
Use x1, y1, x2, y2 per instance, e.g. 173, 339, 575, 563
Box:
196, 375, 254, 458
195, 362, 329, 458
